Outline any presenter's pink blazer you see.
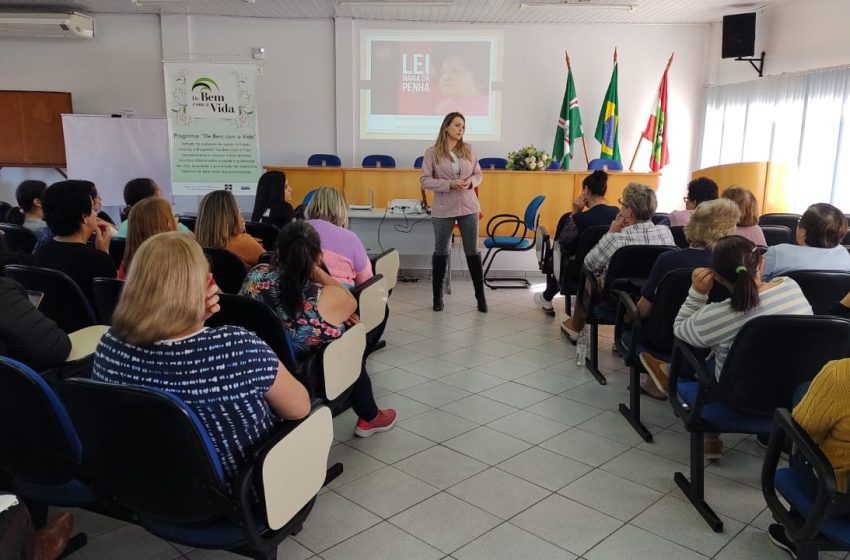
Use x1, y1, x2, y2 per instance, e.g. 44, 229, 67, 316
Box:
419, 145, 483, 219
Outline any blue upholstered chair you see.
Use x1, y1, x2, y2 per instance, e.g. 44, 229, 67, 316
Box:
0, 357, 96, 552
302, 189, 318, 207
588, 158, 623, 171
481, 195, 545, 289
361, 155, 396, 168
63, 378, 337, 560
546, 161, 561, 170
307, 154, 342, 167
669, 315, 850, 532
478, 157, 508, 170
763, 408, 850, 560
413, 156, 424, 169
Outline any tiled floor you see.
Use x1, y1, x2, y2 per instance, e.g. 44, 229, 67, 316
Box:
58, 278, 822, 559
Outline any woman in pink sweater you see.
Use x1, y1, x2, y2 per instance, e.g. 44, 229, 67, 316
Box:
420, 112, 486, 313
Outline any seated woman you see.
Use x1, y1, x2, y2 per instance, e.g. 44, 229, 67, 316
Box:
768, 357, 850, 556
251, 171, 295, 228
0, 275, 71, 372
195, 190, 265, 269
561, 183, 674, 340
33, 182, 116, 253
762, 203, 850, 280
305, 187, 373, 288
118, 197, 178, 279
93, 232, 310, 484
4, 180, 48, 234
33, 180, 117, 304
721, 186, 766, 246
240, 221, 396, 438
668, 235, 812, 459
533, 170, 619, 313
667, 177, 719, 227
116, 178, 191, 238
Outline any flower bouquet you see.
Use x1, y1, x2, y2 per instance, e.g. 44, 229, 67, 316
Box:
506, 145, 552, 171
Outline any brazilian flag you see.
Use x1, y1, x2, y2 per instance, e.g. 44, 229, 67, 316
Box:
595, 62, 621, 163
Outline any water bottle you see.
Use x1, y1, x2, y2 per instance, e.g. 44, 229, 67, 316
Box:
576, 326, 588, 366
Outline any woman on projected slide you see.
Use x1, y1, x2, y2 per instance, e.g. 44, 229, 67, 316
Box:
420, 112, 487, 314
435, 55, 489, 116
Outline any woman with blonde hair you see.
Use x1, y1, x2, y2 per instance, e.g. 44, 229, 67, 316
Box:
118, 197, 177, 279
305, 187, 372, 288
93, 232, 310, 484
721, 186, 766, 246
420, 111, 486, 312
195, 190, 265, 269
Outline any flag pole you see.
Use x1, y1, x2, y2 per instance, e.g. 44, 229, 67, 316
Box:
565, 50, 590, 167
629, 52, 674, 171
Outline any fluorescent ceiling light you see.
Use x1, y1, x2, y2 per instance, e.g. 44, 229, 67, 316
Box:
132, 0, 255, 5
520, 2, 638, 11
337, 1, 453, 7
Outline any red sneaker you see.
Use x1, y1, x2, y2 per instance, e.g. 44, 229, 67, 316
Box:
354, 409, 397, 438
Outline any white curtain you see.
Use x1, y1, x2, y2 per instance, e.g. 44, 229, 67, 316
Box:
699, 67, 850, 213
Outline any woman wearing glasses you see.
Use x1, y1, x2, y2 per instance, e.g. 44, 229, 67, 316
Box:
667, 177, 719, 227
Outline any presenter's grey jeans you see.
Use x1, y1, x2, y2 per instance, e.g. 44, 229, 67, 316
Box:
432, 213, 479, 256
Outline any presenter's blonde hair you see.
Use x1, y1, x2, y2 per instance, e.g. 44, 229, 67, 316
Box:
434, 112, 472, 163
112, 232, 208, 345
305, 187, 349, 228
195, 190, 244, 249
684, 198, 740, 249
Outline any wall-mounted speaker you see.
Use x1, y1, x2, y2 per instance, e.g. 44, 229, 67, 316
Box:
722, 12, 756, 59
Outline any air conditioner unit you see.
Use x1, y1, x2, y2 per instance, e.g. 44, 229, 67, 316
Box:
0, 12, 95, 39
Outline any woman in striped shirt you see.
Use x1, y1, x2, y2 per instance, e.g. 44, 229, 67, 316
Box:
665, 235, 812, 459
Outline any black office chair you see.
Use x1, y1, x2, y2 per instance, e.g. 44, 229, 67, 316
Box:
0, 201, 11, 220
178, 215, 197, 232
669, 315, 850, 532
4, 265, 98, 333
763, 408, 850, 560
63, 378, 337, 560
651, 213, 669, 225
0, 357, 94, 553
760, 225, 793, 246
204, 248, 248, 294
559, 224, 609, 315
91, 277, 125, 325
205, 294, 298, 378
759, 213, 801, 233
0, 223, 38, 253
786, 270, 850, 315
108, 237, 126, 269
245, 222, 280, 252
670, 226, 689, 248
616, 269, 729, 441
579, 245, 676, 385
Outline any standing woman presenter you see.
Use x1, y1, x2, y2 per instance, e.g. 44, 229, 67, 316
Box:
420, 112, 486, 312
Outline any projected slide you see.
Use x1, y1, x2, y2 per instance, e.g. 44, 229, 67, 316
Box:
360, 30, 503, 140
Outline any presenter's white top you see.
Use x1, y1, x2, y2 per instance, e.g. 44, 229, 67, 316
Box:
419, 145, 483, 219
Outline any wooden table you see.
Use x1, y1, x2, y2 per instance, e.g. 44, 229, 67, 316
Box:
266, 165, 660, 237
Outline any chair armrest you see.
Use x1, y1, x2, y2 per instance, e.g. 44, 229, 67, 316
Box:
234, 406, 334, 549
321, 323, 366, 400
485, 213, 525, 242
762, 409, 838, 541
352, 275, 388, 333
579, 268, 600, 313
66, 325, 110, 362
669, 338, 717, 424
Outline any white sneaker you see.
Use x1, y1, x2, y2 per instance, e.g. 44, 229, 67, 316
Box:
533, 292, 554, 314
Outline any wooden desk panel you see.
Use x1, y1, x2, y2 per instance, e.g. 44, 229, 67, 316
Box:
266, 165, 659, 236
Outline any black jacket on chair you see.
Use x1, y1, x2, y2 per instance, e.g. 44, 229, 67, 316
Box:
0, 277, 71, 371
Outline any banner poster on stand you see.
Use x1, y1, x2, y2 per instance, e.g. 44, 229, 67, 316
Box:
164, 62, 261, 195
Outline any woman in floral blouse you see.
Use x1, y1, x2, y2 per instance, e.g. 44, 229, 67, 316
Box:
240, 221, 395, 437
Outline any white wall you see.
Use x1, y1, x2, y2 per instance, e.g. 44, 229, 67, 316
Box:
709, 0, 850, 85
341, 20, 711, 211
0, 14, 164, 202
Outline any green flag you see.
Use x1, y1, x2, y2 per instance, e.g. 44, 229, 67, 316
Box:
595, 60, 621, 163
552, 64, 583, 170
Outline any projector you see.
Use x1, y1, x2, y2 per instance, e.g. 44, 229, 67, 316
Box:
389, 198, 424, 214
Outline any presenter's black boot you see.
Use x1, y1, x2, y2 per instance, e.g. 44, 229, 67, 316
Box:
467, 253, 488, 313
432, 253, 448, 311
